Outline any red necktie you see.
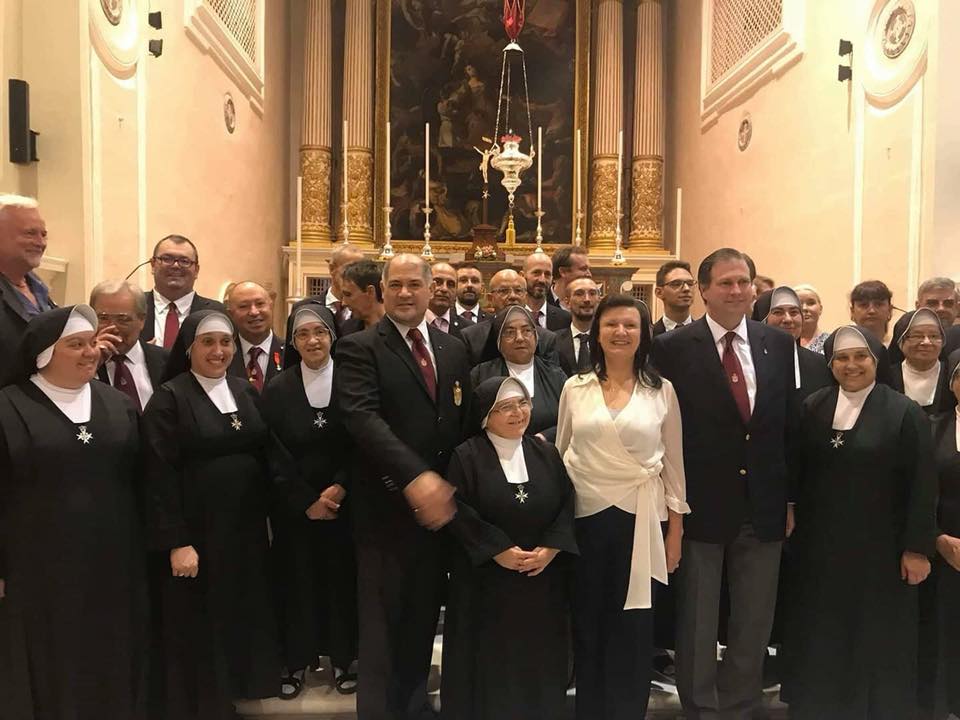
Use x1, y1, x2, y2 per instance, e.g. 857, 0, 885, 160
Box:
113, 355, 142, 413
406, 327, 436, 402
534, 310, 544, 327
163, 303, 180, 350
247, 346, 265, 393
722, 331, 751, 425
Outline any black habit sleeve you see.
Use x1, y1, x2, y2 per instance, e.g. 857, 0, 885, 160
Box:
140, 386, 193, 551
446, 448, 515, 566
535, 441, 579, 555
899, 400, 939, 557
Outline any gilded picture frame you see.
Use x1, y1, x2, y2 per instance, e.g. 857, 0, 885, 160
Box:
374, 0, 591, 254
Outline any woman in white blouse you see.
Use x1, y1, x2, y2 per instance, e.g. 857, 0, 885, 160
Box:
556, 293, 689, 720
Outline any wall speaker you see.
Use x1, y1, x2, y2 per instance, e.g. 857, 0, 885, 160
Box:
8, 79, 38, 164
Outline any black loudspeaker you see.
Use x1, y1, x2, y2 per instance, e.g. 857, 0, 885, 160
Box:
8, 79, 38, 164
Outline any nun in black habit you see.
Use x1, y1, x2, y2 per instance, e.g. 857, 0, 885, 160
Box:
752, 287, 833, 402
441, 376, 578, 720
0, 305, 147, 720
889, 308, 956, 417
782, 325, 938, 720
140, 310, 280, 720
469, 306, 567, 442
261, 300, 358, 698
931, 351, 960, 719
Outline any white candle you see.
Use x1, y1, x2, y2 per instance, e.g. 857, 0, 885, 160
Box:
385, 121, 391, 206
575, 128, 582, 216
615, 129, 623, 222
537, 126, 543, 211
296, 176, 303, 297
675, 187, 683, 257
424, 122, 431, 209
343, 120, 349, 208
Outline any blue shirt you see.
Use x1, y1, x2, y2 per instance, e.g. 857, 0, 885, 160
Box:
17, 272, 53, 316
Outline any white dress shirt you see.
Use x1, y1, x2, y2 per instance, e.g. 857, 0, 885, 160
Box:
705, 314, 757, 412
955, 407, 960, 453
525, 304, 547, 328
31, 373, 92, 423
153, 290, 195, 347
556, 373, 690, 609
239, 332, 274, 377
387, 315, 437, 378
429, 308, 452, 333
662, 314, 693, 332
455, 301, 480, 323
105, 341, 155, 409
325, 288, 351, 321
902, 360, 941, 408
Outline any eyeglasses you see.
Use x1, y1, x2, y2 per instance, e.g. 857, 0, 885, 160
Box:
153, 255, 197, 268
491, 399, 531, 414
663, 279, 696, 290
294, 327, 330, 341
492, 286, 526, 296
903, 332, 943, 344
96, 312, 139, 326
501, 327, 535, 341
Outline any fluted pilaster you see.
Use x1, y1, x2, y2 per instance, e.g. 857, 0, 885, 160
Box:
589, 0, 624, 253
300, 0, 333, 244
341, 0, 374, 247
630, 0, 665, 250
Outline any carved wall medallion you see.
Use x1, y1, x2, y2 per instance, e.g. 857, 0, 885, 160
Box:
629, 157, 664, 245
880, 0, 916, 59
738, 116, 753, 151
223, 94, 237, 134
101, 0, 123, 26
300, 147, 332, 242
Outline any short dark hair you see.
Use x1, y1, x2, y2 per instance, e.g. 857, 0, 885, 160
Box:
343, 259, 384, 303
850, 280, 892, 306
455, 261, 482, 277
655, 260, 692, 287
697, 248, 755, 287
588, 293, 662, 389
552, 245, 589, 277
153, 234, 199, 263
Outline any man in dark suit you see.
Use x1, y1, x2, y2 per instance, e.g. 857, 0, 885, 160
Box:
427, 262, 473, 341
459, 268, 559, 366
140, 235, 224, 349
224, 281, 284, 392
652, 248, 797, 720
553, 277, 598, 376
90, 279, 167, 412
653, 260, 696, 336
337, 254, 471, 720
0, 195, 56, 385
454, 262, 489, 323
522, 252, 571, 331
550, 245, 592, 310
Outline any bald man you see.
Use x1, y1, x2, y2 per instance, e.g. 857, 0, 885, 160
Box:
522, 252, 571, 331
459, 268, 561, 366
225, 281, 284, 392
427, 262, 474, 341
336, 253, 472, 720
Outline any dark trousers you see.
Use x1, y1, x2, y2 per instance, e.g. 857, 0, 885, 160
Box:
356, 525, 445, 720
675, 524, 781, 720
573, 507, 654, 720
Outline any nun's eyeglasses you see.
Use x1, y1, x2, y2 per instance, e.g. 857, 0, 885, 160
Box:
502, 327, 535, 340
904, 332, 943, 344
491, 399, 531, 414
294, 327, 331, 340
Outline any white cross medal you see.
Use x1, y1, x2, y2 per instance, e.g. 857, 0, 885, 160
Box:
313, 411, 327, 429
76, 425, 94, 445
515, 486, 528, 504
830, 431, 844, 449
230, 414, 243, 431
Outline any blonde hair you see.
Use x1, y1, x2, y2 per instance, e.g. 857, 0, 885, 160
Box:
793, 284, 822, 305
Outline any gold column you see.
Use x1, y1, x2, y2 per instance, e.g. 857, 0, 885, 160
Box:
589, 0, 624, 254
630, 0, 665, 251
300, 0, 332, 244
341, 0, 374, 247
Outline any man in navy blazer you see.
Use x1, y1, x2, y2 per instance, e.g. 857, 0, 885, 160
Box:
652, 248, 798, 720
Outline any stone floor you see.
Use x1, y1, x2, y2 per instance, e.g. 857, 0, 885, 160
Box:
237, 637, 790, 719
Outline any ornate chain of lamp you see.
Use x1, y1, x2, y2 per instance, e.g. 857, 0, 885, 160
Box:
488, 0, 535, 246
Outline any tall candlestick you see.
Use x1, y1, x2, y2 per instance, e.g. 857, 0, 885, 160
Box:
385, 121, 391, 205
424, 122, 431, 209
575, 128, 582, 216
343, 120, 349, 206
537, 126, 543, 211
675, 187, 683, 258
615, 129, 623, 224
296, 176, 303, 297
